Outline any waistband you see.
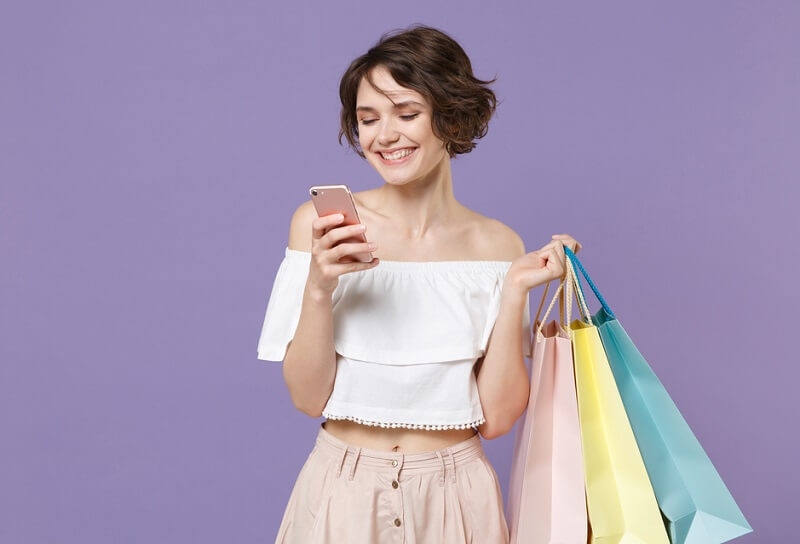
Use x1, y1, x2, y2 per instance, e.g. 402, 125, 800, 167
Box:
314, 425, 485, 483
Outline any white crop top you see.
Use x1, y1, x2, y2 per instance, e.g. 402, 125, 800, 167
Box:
257, 249, 531, 430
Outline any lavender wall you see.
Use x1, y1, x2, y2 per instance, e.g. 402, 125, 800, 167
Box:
2, 1, 797, 542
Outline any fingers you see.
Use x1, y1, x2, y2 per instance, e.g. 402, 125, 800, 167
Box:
328, 241, 377, 264
308, 251, 378, 294
530, 242, 566, 281
543, 245, 565, 278
309, 215, 379, 292
532, 245, 565, 279
312, 215, 374, 252
311, 213, 346, 240
510, 247, 564, 290
551, 234, 582, 254
312, 214, 372, 243
335, 255, 380, 271
552, 243, 566, 272
325, 223, 369, 248
508, 243, 578, 294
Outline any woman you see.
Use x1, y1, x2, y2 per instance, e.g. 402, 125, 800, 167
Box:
258, 25, 580, 543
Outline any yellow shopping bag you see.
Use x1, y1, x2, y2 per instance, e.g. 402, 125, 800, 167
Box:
568, 260, 669, 544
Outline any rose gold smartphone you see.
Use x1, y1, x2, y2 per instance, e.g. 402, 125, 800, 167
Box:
309, 184, 373, 263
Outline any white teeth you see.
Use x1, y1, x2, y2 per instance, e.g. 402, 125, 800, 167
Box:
380, 148, 413, 160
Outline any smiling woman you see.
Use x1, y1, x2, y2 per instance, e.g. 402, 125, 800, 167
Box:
353, 67, 449, 187
257, 25, 581, 543
338, 27, 497, 158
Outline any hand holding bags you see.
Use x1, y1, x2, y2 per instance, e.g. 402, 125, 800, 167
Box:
565, 248, 752, 544
508, 248, 751, 543
507, 280, 587, 544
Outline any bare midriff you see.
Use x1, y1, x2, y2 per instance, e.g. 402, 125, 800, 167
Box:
323, 419, 478, 453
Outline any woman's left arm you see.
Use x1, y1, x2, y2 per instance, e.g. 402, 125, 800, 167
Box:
477, 234, 580, 439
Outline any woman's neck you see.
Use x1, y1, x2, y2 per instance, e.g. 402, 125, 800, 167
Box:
370, 158, 460, 240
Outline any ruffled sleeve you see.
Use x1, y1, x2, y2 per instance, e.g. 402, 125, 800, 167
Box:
327, 259, 531, 365
256, 249, 310, 361
256, 249, 532, 362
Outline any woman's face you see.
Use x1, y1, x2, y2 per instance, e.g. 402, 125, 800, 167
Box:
355, 66, 448, 187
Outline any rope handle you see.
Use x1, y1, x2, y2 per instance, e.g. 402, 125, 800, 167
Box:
534, 281, 566, 340
533, 281, 551, 326
566, 257, 591, 323
563, 247, 615, 319
530, 281, 550, 348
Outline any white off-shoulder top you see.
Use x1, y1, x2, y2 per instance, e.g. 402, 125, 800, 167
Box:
257, 249, 531, 430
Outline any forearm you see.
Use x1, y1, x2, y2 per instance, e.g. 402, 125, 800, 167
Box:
476, 285, 530, 439
475, 236, 581, 437
282, 285, 338, 417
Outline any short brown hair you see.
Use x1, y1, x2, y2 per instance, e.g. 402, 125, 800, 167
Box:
339, 26, 497, 157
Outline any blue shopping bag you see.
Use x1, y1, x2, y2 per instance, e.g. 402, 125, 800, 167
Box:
565, 247, 753, 544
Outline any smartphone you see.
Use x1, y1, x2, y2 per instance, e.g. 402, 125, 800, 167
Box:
309, 184, 373, 263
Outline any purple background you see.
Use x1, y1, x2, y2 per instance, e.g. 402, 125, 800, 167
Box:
2, 1, 797, 542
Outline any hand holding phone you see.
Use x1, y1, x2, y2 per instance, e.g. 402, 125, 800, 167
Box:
309, 185, 374, 263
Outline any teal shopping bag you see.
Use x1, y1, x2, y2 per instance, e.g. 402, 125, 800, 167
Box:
565, 248, 752, 544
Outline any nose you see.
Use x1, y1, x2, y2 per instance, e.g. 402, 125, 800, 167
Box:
377, 117, 400, 146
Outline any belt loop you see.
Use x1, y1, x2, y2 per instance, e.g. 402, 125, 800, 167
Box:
435, 450, 445, 487
447, 449, 457, 484
395, 453, 405, 480
348, 447, 361, 481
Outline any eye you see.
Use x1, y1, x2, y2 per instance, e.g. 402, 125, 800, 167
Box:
400, 113, 420, 121
359, 118, 378, 126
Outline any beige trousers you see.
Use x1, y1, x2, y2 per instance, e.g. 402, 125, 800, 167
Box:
276, 425, 509, 543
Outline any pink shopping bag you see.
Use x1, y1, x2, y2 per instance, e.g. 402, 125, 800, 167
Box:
507, 281, 587, 543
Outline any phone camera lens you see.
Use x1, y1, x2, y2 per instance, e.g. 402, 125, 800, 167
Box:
311, 189, 318, 196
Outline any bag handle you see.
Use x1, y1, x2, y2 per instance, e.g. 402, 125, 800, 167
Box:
531, 281, 552, 347
534, 280, 567, 340
564, 247, 616, 320
566, 257, 592, 324
533, 280, 551, 326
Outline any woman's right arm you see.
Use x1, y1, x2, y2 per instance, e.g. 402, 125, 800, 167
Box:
282, 202, 378, 416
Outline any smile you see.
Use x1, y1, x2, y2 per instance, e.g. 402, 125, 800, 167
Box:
378, 148, 416, 161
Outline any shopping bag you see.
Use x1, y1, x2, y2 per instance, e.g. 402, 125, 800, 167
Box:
565, 247, 752, 543
566, 258, 670, 544
507, 281, 587, 544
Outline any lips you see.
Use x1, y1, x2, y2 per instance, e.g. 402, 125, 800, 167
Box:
378, 148, 416, 162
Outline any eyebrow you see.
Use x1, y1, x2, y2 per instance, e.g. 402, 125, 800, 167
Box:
356, 100, 426, 113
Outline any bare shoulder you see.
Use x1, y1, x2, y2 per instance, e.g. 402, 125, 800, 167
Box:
287, 200, 316, 251
464, 211, 526, 261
